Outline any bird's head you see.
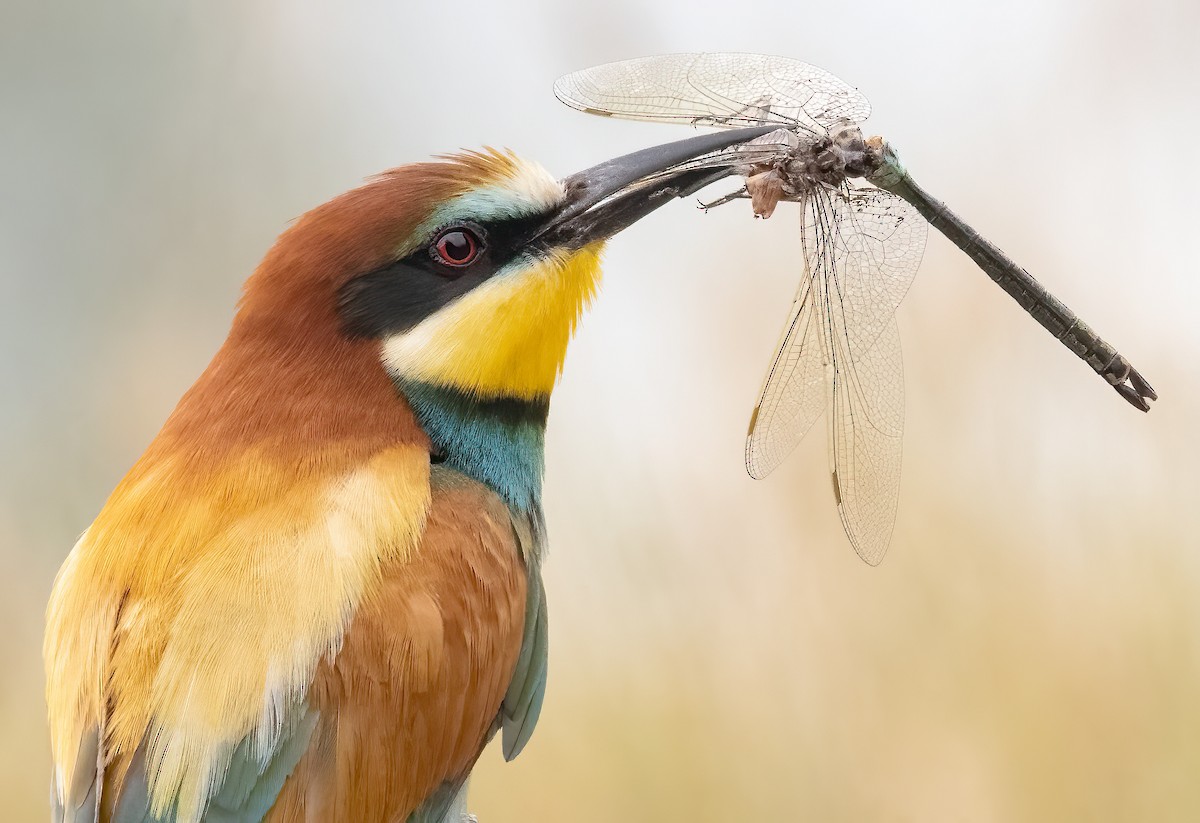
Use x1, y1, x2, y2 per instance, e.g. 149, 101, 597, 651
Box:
332, 147, 606, 401
235, 126, 771, 396
164, 126, 773, 469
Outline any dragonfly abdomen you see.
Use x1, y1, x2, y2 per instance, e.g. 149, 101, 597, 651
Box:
867, 140, 1156, 411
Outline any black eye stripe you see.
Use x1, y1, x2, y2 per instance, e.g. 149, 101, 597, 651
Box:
338, 212, 549, 339
449, 213, 544, 259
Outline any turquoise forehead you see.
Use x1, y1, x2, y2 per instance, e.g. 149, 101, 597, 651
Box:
406, 176, 564, 252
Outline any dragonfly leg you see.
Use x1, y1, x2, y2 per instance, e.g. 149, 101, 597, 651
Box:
698, 186, 749, 212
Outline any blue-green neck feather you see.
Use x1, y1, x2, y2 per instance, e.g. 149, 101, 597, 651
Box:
397, 379, 547, 514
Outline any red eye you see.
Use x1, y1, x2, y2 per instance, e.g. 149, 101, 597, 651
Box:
431, 226, 482, 267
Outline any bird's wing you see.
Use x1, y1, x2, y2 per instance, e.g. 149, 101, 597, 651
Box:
49, 586, 325, 823
500, 507, 548, 760
264, 467, 529, 822
53, 709, 320, 823
45, 443, 434, 823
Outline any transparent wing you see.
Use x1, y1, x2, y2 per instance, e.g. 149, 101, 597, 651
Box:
808, 183, 927, 360
554, 52, 871, 135
815, 186, 922, 563
745, 263, 828, 479
828, 315, 905, 565
746, 186, 925, 562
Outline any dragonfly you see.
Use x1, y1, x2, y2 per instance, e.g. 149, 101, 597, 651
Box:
554, 52, 1156, 565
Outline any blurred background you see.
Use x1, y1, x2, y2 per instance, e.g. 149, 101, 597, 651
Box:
4, 0, 1198, 820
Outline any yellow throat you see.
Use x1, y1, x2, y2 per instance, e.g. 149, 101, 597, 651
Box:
381, 242, 604, 398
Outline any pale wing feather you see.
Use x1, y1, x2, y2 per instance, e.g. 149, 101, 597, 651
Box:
51, 710, 316, 823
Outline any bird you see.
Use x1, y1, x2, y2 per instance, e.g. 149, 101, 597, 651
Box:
44, 124, 774, 823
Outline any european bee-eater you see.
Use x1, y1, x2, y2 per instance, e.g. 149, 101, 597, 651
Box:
44, 125, 774, 823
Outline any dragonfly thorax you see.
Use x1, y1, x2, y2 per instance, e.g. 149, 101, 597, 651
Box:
808, 123, 873, 183
829, 123, 874, 177
741, 123, 874, 217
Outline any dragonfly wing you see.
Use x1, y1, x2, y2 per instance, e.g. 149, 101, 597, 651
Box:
554, 53, 871, 134
662, 134, 798, 178
809, 183, 927, 359
827, 314, 905, 565
745, 264, 828, 479
811, 185, 921, 563
747, 186, 921, 561
747, 185, 923, 480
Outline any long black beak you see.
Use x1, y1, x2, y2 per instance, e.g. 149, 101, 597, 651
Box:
535, 125, 778, 249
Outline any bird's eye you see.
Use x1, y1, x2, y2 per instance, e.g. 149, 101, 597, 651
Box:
431, 226, 483, 268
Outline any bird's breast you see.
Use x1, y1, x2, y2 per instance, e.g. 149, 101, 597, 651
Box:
266, 467, 529, 822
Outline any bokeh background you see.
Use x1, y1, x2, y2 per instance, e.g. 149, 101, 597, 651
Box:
4, 0, 1198, 820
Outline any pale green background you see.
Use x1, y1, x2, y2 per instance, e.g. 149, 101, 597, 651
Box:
4, 0, 1199, 820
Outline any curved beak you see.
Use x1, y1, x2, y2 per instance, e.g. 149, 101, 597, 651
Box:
535, 125, 778, 249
